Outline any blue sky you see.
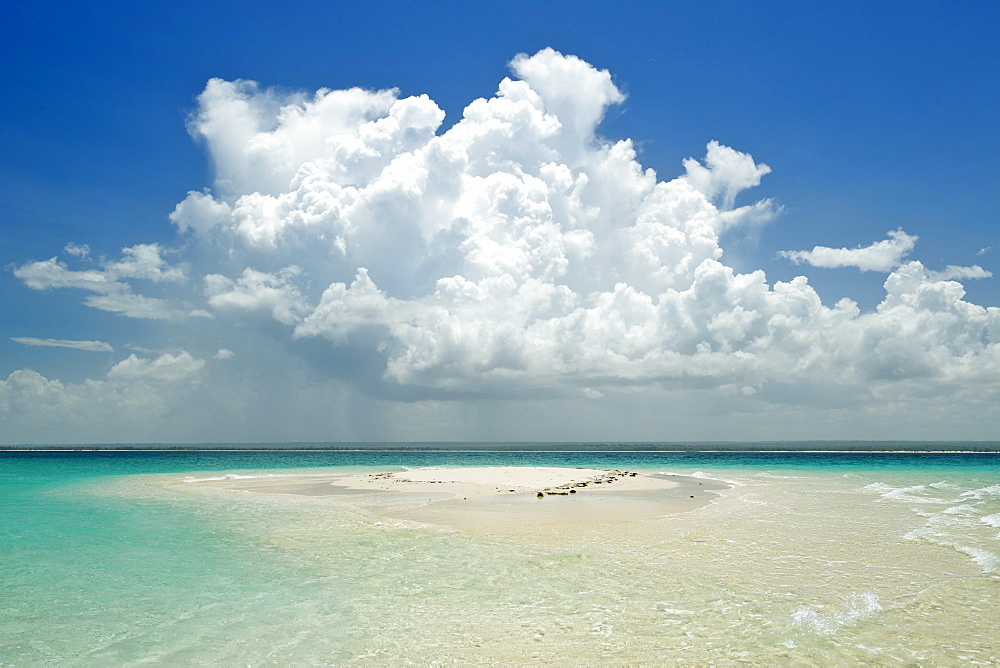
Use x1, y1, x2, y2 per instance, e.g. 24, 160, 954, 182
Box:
2, 1, 998, 444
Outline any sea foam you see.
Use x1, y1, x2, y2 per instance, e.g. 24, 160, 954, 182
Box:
957, 545, 999, 573
182, 473, 293, 483
862, 482, 949, 504
791, 592, 882, 636
960, 484, 1000, 500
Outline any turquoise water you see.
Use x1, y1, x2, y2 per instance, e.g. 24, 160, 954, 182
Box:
2, 450, 999, 664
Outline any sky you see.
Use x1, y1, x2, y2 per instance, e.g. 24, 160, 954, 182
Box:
2, 1, 998, 444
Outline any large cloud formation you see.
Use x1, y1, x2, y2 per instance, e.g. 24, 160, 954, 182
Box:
7, 48, 999, 441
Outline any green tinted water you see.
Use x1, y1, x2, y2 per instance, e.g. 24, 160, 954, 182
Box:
2, 451, 998, 664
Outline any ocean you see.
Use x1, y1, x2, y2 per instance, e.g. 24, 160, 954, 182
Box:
2, 448, 998, 664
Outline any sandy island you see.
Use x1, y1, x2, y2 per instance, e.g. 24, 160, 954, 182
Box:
175, 467, 729, 529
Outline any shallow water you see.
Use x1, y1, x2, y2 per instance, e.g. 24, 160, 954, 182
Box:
2, 450, 998, 664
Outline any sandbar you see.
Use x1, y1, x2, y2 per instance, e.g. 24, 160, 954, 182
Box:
174, 466, 729, 529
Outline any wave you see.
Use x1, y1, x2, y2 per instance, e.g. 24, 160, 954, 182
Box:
956, 545, 1000, 573
680, 470, 743, 486
791, 591, 882, 636
942, 504, 980, 516
182, 473, 294, 483
960, 484, 1000, 500
861, 482, 950, 504
905, 526, 999, 574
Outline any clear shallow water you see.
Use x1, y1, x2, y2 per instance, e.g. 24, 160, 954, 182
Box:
2, 450, 999, 664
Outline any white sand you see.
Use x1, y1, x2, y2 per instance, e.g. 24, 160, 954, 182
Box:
174, 466, 729, 529
389, 466, 614, 488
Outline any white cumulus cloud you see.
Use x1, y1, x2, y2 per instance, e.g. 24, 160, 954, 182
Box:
0, 352, 206, 438
152, 49, 999, 406
204, 266, 309, 325
683, 140, 773, 212
7, 48, 999, 441
777, 228, 918, 272
106, 352, 205, 383
63, 242, 91, 259
102, 244, 185, 283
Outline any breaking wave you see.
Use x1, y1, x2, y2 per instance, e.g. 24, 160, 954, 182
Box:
791, 592, 883, 636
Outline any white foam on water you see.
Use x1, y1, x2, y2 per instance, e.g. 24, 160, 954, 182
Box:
959, 484, 1000, 500
955, 545, 999, 573
907, 513, 966, 539
905, 526, 999, 574
894, 477, 1000, 576
791, 592, 882, 636
862, 482, 892, 493
182, 473, 294, 483
680, 470, 743, 486
861, 482, 949, 504
943, 504, 981, 516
